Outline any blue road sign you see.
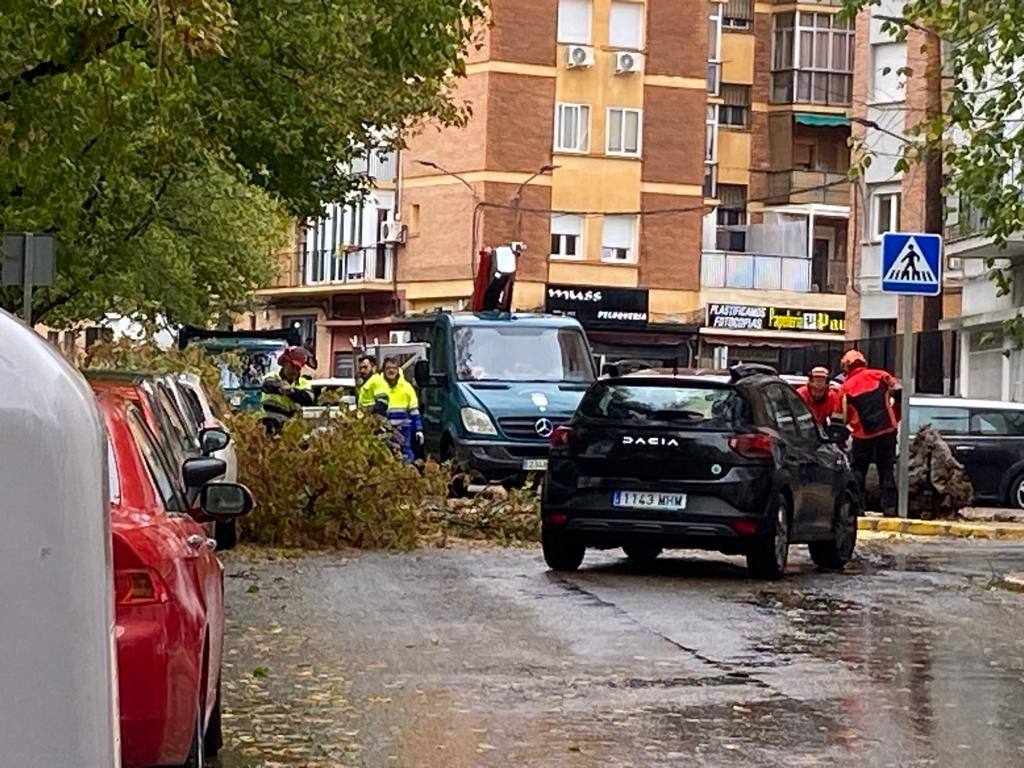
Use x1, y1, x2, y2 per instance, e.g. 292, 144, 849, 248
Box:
881, 232, 943, 296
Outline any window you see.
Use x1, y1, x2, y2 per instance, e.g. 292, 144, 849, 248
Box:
764, 385, 797, 435
107, 439, 121, 504
430, 325, 449, 375
601, 215, 637, 262
454, 326, 594, 383
46, 330, 59, 345
705, 105, 718, 163
716, 184, 748, 227
783, 386, 820, 440
550, 213, 584, 259
557, 0, 592, 44
871, 41, 906, 103
909, 405, 969, 435
872, 191, 901, 240
723, 0, 753, 29
708, 3, 723, 95
971, 410, 1024, 436
606, 108, 641, 156
865, 319, 896, 339
554, 102, 590, 153
771, 12, 853, 106
333, 352, 354, 379
609, 1, 644, 49
577, 383, 748, 429
126, 408, 184, 512
719, 84, 750, 127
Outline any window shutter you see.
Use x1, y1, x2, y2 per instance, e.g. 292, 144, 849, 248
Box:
602, 215, 635, 249
725, 0, 754, 21
557, 0, 591, 44
609, 1, 644, 49
551, 213, 583, 236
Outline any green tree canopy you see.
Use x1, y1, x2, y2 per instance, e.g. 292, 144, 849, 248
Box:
0, 0, 486, 327
843, 0, 1024, 340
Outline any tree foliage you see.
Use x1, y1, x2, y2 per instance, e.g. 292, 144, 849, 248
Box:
0, 0, 487, 326
843, 0, 1024, 341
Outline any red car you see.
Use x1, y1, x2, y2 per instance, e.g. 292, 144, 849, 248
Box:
98, 390, 252, 767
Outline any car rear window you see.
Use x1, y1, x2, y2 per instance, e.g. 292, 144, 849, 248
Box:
577, 382, 746, 428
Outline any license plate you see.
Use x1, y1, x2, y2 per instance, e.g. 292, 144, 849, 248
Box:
522, 458, 548, 472
613, 491, 687, 511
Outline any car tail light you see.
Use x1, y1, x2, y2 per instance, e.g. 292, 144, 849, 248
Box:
550, 426, 576, 448
545, 513, 568, 526
729, 519, 759, 536
114, 568, 168, 606
729, 433, 775, 460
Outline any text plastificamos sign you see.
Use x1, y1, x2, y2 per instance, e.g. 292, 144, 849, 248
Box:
706, 304, 845, 334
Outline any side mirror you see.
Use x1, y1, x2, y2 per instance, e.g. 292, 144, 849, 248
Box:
182, 456, 227, 490
200, 482, 254, 521
200, 427, 230, 455
414, 359, 429, 387
826, 423, 850, 443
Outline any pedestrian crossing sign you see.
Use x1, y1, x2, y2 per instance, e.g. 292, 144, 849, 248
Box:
881, 232, 943, 296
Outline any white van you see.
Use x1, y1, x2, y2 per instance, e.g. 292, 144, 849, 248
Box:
0, 311, 120, 766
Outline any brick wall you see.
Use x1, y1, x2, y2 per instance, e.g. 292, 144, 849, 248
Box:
638, 193, 703, 291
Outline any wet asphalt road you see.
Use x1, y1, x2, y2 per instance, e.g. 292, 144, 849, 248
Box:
218, 539, 1024, 768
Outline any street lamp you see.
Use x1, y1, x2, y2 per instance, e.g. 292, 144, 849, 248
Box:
512, 164, 558, 241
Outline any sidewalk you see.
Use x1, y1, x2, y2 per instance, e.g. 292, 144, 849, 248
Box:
858, 510, 1024, 539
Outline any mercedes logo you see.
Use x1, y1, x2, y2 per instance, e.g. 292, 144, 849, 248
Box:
535, 418, 554, 438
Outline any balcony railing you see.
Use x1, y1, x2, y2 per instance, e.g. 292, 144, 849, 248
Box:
702, 250, 847, 294
305, 247, 394, 286
349, 149, 398, 182
268, 247, 394, 289
702, 251, 812, 292
765, 170, 849, 207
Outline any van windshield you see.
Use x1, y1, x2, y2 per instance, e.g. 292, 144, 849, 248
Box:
454, 326, 594, 383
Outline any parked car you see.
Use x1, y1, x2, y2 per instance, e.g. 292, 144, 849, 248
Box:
0, 310, 120, 767
909, 395, 1024, 508
87, 370, 238, 549
541, 364, 859, 579
98, 390, 253, 767
176, 372, 238, 483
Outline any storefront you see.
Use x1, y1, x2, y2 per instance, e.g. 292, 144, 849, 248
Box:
544, 284, 696, 370
700, 302, 847, 374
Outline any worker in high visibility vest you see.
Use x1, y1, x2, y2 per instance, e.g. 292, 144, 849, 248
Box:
381, 356, 423, 462
260, 346, 315, 433
357, 353, 388, 408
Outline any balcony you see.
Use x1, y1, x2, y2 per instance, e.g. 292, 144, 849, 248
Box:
350, 149, 398, 183
701, 249, 847, 294
265, 247, 394, 290
766, 170, 849, 207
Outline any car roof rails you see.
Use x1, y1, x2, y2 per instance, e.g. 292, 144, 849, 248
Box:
729, 363, 779, 382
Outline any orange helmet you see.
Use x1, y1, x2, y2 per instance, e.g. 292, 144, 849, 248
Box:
809, 365, 830, 379
840, 349, 866, 371
278, 346, 309, 368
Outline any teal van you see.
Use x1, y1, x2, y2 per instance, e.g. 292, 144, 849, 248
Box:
179, 326, 299, 411
413, 311, 596, 486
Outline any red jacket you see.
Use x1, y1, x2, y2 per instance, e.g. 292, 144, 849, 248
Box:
841, 367, 899, 439
796, 385, 841, 426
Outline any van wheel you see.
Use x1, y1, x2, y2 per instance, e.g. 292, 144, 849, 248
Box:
622, 543, 662, 564
1009, 474, 1024, 510
809, 491, 858, 571
746, 493, 790, 580
203, 679, 223, 759
542, 530, 585, 572
442, 439, 468, 498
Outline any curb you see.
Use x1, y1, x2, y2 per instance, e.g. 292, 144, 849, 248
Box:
857, 517, 1024, 539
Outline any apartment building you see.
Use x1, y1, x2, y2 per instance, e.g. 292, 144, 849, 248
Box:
245, 149, 399, 377
698, 0, 851, 370
250, 0, 859, 375
398, 0, 708, 366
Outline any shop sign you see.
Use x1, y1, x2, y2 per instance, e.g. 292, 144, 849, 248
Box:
545, 284, 649, 327
706, 304, 845, 334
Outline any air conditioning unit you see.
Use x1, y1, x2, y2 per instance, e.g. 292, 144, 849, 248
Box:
389, 330, 411, 344
614, 51, 643, 75
565, 45, 595, 69
381, 219, 407, 244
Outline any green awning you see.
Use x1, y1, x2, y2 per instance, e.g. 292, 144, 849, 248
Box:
794, 113, 850, 127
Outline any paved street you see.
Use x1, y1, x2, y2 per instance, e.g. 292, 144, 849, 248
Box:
218, 540, 1024, 768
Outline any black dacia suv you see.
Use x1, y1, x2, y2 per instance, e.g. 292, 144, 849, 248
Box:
540, 364, 860, 579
